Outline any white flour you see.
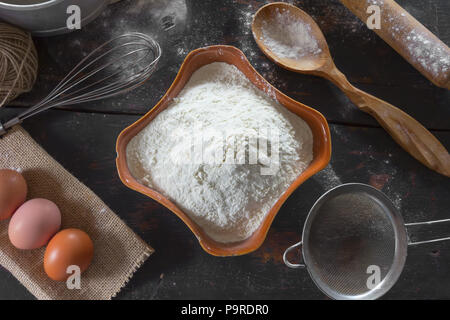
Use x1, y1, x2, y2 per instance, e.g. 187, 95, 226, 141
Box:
260, 8, 321, 60
127, 62, 313, 243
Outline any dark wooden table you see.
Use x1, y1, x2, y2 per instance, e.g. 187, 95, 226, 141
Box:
1, 0, 449, 300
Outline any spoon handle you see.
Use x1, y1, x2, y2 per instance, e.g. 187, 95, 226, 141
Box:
326, 68, 450, 177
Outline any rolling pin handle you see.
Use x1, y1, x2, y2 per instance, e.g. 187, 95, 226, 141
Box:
0, 123, 6, 138
0, 117, 22, 138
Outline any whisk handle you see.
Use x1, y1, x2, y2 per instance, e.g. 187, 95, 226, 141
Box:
0, 117, 22, 137
283, 241, 305, 269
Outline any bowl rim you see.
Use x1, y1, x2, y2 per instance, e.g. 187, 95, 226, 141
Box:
116, 45, 332, 256
0, 0, 65, 10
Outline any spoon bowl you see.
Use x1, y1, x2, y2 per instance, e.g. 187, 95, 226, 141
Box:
252, 2, 331, 73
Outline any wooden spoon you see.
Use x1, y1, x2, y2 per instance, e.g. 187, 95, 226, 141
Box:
252, 2, 450, 177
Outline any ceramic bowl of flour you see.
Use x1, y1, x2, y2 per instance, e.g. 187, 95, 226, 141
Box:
116, 45, 331, 256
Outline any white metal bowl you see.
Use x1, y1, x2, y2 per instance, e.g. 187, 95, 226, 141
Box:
0, 0, 112, 36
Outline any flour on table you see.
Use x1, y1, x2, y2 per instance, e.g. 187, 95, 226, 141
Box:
127, 62, 313, 243
260, 7, 321, 60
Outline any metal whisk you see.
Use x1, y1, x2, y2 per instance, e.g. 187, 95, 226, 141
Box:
0, 32, 161, 137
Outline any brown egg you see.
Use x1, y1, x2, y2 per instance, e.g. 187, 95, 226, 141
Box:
44, 229, 94, 281
9, 198, 61, 249
0, 169, 27, 221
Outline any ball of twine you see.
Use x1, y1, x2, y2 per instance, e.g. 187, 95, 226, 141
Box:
0, 23, 38, 108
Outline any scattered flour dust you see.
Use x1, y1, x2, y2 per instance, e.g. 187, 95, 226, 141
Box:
0, 150, 23, 173
313, 165, 342, 190
260, 7, 322, 60
404, 29, 450, 77
127, 62, 313, 243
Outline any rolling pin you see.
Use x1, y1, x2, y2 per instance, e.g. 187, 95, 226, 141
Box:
340, 0, 450, 90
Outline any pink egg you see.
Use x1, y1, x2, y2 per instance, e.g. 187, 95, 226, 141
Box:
8, 198, 62, 250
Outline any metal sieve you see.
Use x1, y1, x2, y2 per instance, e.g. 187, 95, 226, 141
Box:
283, 183, 450, 300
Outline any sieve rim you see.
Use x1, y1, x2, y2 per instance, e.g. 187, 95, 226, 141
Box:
301, 183, 408, 300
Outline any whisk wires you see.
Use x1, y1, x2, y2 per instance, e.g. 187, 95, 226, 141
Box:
0, 32, 161, 136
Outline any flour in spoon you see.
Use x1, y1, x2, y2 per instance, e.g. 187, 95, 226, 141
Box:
127, 62, 313, 243
260, 8, 322, 60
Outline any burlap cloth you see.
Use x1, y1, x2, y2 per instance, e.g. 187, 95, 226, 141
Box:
0, 126, 153, 300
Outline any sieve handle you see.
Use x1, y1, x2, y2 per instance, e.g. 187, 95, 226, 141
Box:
283, 241, 305, 269
406, 218, 450, 246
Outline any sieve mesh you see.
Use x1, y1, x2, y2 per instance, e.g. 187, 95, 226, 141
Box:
304, 191, 397, 298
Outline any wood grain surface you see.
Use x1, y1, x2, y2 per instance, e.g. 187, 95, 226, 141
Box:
1, 0, 449, 299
